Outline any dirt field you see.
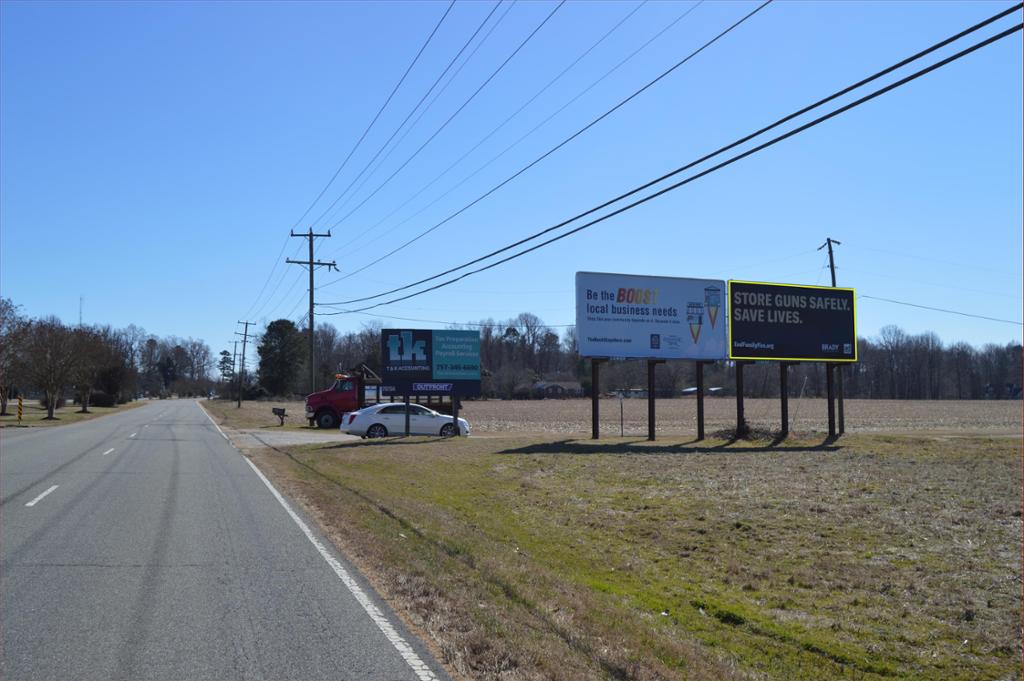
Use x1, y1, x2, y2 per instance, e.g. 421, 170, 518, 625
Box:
205, 397, 1022, 438
254, 431, 1022, 681
459, 398, 1022, 437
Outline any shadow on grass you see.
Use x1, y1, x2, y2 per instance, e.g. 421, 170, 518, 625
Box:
319, 435, 461, 451
498, 437, 841, 456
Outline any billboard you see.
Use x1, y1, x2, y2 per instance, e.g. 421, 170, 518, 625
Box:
380, 329, 482, 396
727, 281, 857, 362
575, 271, 727, 360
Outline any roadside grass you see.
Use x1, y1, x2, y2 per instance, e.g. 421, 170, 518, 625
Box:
202, 398, 312, 431
0, 399, 147, 428
251, 433, 1022, 681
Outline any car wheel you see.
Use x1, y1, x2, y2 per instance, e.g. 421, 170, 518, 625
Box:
316, 411, 338, 429
440, 423, 457, 437
366, 423, 388, 438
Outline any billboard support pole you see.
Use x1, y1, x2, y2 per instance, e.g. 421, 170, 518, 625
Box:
451, 390, 459, 437
779, 362, 793, 438
591, 358, 606, 440
404, 394, 411, 437
696, 361, 705, 441
735, 361, 750, 438
696, 360, 714, 441
825, 364, 836, 439
647, 360, 665, 441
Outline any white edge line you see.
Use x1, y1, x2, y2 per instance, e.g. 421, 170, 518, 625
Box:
102, 448, 115, 456
197, 401, 229, 440
242, 456, 439, 681
25, 485, 59, 507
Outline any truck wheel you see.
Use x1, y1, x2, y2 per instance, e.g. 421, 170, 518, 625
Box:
366, 424, 388, 438
315, 411, 338, 429
440, 423, 457, 437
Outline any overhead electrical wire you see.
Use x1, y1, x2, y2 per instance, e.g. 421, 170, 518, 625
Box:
316, 0, 760, 288
319, 0, 568, 234
307, 0, 509, 233
294, 0, 456, 232
328, 0, 696, 260
858, 296, 1023, 326
320, 2, 1021, 306
316, 14, 1023, 317
239, 0, 456, 321
345, 310, 576, 328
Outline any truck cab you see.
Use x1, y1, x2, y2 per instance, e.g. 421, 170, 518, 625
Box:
305, 373, 365, 429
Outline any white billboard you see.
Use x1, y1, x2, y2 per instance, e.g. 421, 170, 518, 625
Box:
575, 271, 727, 360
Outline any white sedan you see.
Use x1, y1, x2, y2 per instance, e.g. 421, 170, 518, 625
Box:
341, 403, 470, 438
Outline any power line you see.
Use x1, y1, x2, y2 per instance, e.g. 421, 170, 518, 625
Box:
321, 0, 567, 234
320, 3, 1021, 306
313, 2, 522, 235
239, 2, 455, 321
345, 310, 576, 328
307, 1, 508, 233
859, 296, 1023, 326
318, 17, 1023, 316
294, 0, 455, 232
316, 0, 766, 290
328, 0, 695, 262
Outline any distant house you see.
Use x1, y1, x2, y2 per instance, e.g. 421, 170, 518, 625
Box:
617, 388, 648, 399
532, 381, 583, 399
513, 380, 584, 399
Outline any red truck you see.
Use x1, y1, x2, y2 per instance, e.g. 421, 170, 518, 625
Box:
305, 367, 454, 428
305, 372, 370, 429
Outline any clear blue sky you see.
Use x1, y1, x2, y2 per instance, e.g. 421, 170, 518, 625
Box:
2, 0, 1021, 358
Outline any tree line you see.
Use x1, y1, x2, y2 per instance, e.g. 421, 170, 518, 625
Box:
0, 298, 214, 418
236, 311, 1021, 401
2, 297, 1016, 411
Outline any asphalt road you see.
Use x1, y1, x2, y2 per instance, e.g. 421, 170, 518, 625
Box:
1, 399, 449, 681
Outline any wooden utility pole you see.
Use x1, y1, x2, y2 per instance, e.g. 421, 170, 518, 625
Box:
231, 340, 239, 401
235, 321, 253, 408
818, 237, 845, 435
287, 229, 337, 395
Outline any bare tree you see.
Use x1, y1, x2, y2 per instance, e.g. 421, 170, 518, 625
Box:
0, 298, 27, 414
23, 317, 77, 419
69, 327, 106, 412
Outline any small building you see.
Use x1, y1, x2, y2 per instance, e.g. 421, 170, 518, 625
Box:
513, 380, 584, 399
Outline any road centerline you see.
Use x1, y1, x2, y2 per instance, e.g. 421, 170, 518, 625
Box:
25, 485, 59, 507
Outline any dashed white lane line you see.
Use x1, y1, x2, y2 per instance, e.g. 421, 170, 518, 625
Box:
129, 433, 137, 439
25, 485, 59, 507
102, 448, 115, 456
241, 457, 439, 681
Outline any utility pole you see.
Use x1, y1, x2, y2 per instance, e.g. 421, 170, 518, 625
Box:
818, 237, 844, 435
231, 340, 239, 401
235, 321, 254, 409
287, 229, 337, 395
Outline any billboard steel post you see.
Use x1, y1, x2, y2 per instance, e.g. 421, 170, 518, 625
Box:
451, 391, 459, 437
646, 360, 664, 442
404, 395, 411, 437
735, 361, 749, 438
779, 363, 791, 438
826, 364, 836, 439
696, 361, 705, 441
591, 359, 606, 440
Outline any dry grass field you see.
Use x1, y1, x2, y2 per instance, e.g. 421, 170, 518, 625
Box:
458, 398, 1022, 437
242, 398, 1022, 681
204, 397, 1022, 437
0, 399, 146, 428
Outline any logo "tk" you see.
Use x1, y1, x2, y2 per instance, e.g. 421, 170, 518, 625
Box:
387, 331, 427, 363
